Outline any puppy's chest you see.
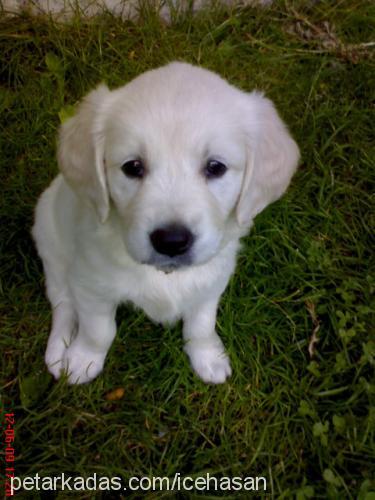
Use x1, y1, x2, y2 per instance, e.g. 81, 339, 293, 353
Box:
110, 266, 191, 324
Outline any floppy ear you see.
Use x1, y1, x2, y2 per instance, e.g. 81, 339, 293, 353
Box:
236, 92, 300, 227
57, 84, 111, 223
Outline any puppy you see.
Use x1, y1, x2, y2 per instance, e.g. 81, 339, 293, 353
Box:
32, 62, 299, 385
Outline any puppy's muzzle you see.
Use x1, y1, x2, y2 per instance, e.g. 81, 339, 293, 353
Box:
150, 224, 194, 257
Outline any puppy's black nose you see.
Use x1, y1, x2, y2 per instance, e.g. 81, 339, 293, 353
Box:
150, 224, 194, 257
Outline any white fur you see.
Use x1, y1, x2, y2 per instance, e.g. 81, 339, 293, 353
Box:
32, 62, 299, 384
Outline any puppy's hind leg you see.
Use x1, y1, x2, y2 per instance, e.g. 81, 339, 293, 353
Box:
45, 301, 77, 379
32, 178, 79, 380
40, 254, 78, 380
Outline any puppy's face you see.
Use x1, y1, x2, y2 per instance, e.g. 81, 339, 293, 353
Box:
104, 71, 246, 271
58, 62, 300, 271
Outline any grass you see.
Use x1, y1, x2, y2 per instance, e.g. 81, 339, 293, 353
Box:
0, 0, 374, 498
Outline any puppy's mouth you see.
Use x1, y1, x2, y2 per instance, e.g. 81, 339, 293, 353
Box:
144, 253, 193, 273
156, 265, 178, 274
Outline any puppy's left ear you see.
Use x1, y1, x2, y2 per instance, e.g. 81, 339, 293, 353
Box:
236, 92, 300, 227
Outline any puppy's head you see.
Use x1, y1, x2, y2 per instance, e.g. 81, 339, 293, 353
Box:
58, 62, 299, 271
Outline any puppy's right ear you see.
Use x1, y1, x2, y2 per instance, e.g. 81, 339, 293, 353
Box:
57, 84, 111, 223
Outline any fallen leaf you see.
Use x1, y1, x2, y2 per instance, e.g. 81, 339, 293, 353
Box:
105, 388, 125, 401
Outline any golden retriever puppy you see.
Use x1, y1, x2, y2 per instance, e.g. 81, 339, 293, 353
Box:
32, 62, 299, 384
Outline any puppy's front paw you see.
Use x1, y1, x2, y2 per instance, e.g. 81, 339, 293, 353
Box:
62, 341, 106, 384
184, 337, 232, 384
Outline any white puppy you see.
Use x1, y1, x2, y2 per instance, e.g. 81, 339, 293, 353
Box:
32, 62, 299, 385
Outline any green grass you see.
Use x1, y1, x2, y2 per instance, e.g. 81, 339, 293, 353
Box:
0, 1, 374, 498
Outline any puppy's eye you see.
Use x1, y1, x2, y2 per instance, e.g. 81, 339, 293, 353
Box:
204, 160, 227, 179
121, 159, 145, 179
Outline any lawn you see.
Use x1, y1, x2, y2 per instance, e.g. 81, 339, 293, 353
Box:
0, 1, 374, 498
